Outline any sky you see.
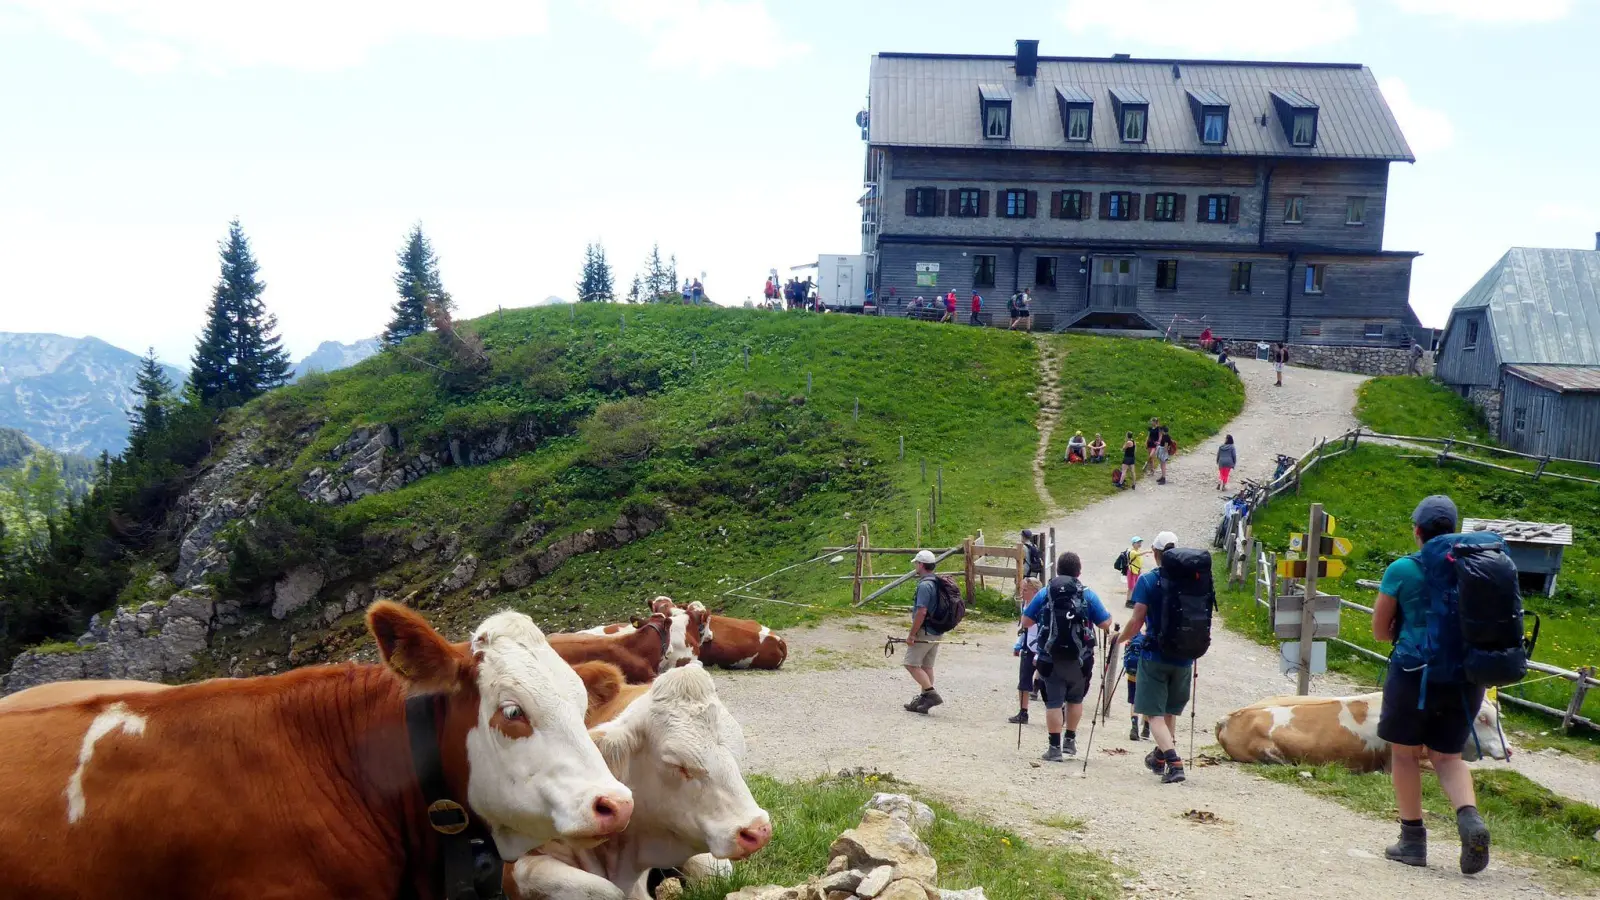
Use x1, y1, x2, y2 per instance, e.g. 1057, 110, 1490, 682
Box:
0, 0, 1596, 366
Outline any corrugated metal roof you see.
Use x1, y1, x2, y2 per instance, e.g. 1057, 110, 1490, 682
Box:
1270, 89, 1319, 109
1462, 519, 1573, 546
978, 83, 1011, 102
1186, 88, 1230, 107
1504, 364, 1600, 393
1446, 248, 1600, 366
1109, 85, 1149, 105
867, 54, 1414, 161
1055, 85, 1094, 104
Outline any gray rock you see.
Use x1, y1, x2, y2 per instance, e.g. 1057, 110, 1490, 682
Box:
500, 559, 535, 589
272, 566, 325, 620
818, 869, 861, 894
343, 586, 371, 613
438, 554, 479, 593
865, 793, 936, 831
938, 889, 988, 900
173, 428, 263, 587
855, 866, 895, 899
323, 602, 346, 625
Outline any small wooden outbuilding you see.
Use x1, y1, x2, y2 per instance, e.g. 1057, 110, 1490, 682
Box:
1462, 518, 1572, 596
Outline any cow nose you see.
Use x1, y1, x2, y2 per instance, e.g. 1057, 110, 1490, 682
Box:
736, 820, 772, 854
591, 794, 634, 834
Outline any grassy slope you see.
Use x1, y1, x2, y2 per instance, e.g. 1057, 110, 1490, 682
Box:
682, 773, 1122, 900
1043, 337, 1244, 509
1355, 376, 1493, 442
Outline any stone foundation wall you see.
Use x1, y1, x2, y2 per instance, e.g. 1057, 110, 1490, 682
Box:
1468, 386, 1503, 435
1213, 340, 1435, 378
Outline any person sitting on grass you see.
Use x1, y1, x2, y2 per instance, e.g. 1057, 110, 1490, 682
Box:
1088, 433, 1107, 463
1065, 431, 1087, 463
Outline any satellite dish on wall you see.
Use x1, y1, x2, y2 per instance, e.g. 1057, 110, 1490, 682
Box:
855, 110, 870, 128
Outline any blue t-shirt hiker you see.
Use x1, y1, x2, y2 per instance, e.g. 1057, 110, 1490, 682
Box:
1115, 530, 1199, 784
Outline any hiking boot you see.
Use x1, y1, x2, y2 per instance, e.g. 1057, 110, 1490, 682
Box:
1161, 765, 1186, 784
1157, 477, 1167, 485
1129, 720, 1141, 741
1385, 823, 1427, 868
1141, 721, 1151, 740
1007, 710, 1029, 725
904, 693, 931, 714
1144, 749, 1167, 775
1040, 745, 1065, 763
921, 689, 944, 711
1063, 736, 1078, 757
1457, 807, 1490, 875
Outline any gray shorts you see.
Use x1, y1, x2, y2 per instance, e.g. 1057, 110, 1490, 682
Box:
903, 640, 939, 668
1133, 659, 1192, 717
1039, 661, 1094, 709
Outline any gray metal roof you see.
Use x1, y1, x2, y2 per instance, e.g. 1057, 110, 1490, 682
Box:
1446, 248, 1600, 366
1504, 364, 1600, 393
1186, 88, 1230, 107
1270, 89, 1319, 109
867, 53, 1414, 160
978, 83, 1011, 102
1462, 519, 1573, 546
1109, 85, 1149, 105
1055, 85, 1093, 104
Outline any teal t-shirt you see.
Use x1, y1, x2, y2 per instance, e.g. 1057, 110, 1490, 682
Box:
1380, 555, 1428, 659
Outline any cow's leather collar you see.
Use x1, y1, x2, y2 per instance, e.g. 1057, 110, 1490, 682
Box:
639, 617, 671, 664
404, 694, 502, 900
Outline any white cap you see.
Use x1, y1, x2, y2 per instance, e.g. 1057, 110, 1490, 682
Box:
913, 550, 937, 565
1153, 531, 1179, 551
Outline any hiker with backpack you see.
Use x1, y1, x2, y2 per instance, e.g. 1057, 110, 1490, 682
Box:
1008, 577, 1045, 725
1123, 632, 1151, 741
1115, 535, 1146, 609
1116, 531, 1214, 784
1118, 432, 1138, 490
1019, 552, 1114, 760
1021, 530, 1045, 581
1216, 434, 1237, 491
1370, 495, 1529, 874
903, 549, 965, 714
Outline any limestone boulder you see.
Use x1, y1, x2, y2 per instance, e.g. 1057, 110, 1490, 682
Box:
828, 809, 937, 887
865, 793, 936, 831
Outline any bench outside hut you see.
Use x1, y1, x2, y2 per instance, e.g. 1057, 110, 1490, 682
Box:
1463, 518, 1572, 596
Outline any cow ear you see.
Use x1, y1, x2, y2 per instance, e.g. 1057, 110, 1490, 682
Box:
571, 661, 624, 714
368, 601, 465, 694
590, 716, 642, 777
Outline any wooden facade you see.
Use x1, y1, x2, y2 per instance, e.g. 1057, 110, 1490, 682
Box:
1500, 372, 1600, 461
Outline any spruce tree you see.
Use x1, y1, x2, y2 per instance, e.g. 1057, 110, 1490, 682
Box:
575, 242, 615, 302
127, 348, 174, 456
627, 274, 643, 304
643, 244, 670, 300
188, 220, 291, 407
385, 224, 450, 344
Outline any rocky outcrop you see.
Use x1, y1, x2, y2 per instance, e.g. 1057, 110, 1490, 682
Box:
1, 585, 218, 694
299, 423, 545, 506
724, 797, 984, 900
271, 566, 327, 620
174, 427, 265, 587
499, 510, 664, 592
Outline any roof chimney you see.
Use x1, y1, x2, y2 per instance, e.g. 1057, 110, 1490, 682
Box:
1595, 231, 1599, 251
1015, 39, 1039, 78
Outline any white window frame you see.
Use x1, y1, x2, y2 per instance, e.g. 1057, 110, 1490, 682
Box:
985, 103, 1010, 140
1465, 320, 1480, 350
1513, 407, 1528, 433
1304, 264, 1325, 295
1121, 107, 1146, 142
1363, 322, 1386, 338
1202, 111, 1226, 144
1066, 107, 1091, 142
1346, 196, 1366, 225
1291, 112, 1315, 146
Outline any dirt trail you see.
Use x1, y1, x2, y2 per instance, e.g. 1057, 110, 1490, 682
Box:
714, 357, 1596, 899
1031, 335, 1065, 519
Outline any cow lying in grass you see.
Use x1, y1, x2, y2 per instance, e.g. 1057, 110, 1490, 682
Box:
1215, 691, 1510, 773
575, 598, 710, 673
505, 660, 771, 900
643, 598, 786, 671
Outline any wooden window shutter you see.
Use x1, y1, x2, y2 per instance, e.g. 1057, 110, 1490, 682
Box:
905, 189, 917, 216
978, 190, 989, 217
1197, 195, 1208, 222
1174, 194, 1186, 221
1050, 190, 1062, 219
1081, 191, 1093, 219
1099, 192, 1111, 220
1145, 194, 1157, 220
934, 190, 946, 216
948, 189, 960, 216
1229, 194, 1241, 224
1129, 193, 1141, 220
1026, 190, 1038, 218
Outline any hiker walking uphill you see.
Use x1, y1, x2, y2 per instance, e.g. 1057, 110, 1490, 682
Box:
903, 550, 966, 714
1371, 495, 1532, 875
1216, 435, 1237, 491
1020, 552, 1113, 760
1116, 531, 1214, 784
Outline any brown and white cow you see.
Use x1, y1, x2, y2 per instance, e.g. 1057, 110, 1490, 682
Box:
0, 678, 173, 714
697, 610, 787, 671
507, 660, 771, 900
0, 602, 634, 899
576, 598, 710, 673
1215, 691, 1510, 773
551, 611, 674, 684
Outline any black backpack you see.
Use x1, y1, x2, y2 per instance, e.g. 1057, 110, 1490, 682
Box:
1035, 576, 1096, 677
1113, 550, 1130, 574
922, 575, 966, 634
1402, 532, 1539, 687
1154, 548, 1215, 661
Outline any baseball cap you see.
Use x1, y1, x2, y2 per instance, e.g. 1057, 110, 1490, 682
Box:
1153, 531, 1179, 551
1021, 529, 1034, 539
912, 550, 937, 565
1130, 535, 1143, 545
1411, 495, 1459, 533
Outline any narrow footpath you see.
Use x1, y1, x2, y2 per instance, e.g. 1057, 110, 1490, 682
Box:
714, 357, 1592, 899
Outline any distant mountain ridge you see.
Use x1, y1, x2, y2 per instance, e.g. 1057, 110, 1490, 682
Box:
0, 333, 184, 456
292, 337, 382, 381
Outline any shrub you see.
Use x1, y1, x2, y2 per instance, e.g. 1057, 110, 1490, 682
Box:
580, 398, 659, 468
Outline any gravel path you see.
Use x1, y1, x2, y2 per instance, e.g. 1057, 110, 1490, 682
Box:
713, 357, 1595, 899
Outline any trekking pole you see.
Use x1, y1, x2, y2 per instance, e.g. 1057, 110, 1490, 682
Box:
1188, 661, 1198, 763
1080, 633, 1118, 774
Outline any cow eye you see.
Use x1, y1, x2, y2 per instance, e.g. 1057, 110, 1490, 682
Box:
501, 702, 526, 722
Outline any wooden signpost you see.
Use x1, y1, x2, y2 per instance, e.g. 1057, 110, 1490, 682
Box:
1276, 558, 1348, 579
1289, 503, 1353, 695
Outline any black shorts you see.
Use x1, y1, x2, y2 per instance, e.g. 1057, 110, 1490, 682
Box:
1017, 650, 1037, 693
1039, 660, 1094, 709
1377, 661, 1486, 755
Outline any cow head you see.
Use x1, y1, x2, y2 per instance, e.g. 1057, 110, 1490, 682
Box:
686, 601, 713, 648
1461, 697, 1511, 762
367, 603, 635, 862
590, 663, 771, 861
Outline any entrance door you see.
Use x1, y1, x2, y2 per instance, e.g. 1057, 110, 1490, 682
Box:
1089, 257, 1138, 310
835, 263, 855, 306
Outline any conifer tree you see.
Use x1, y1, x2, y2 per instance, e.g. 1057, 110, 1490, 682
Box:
187, 220, 291, 407
643, 244, 671, 300
127, 348, 174, 456
575, 242, 615, 302
385, 224, 451, 344
627, 274, 643, 304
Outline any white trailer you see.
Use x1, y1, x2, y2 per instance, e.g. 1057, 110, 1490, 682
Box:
817, 254, 869, 311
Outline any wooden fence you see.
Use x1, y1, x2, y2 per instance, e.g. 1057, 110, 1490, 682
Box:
827, 527, 1036, 608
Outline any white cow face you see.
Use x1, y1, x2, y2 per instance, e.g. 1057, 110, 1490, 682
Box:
464, 611, 636, 860
593, 663, 772, 860
1462, 698, 1510, 762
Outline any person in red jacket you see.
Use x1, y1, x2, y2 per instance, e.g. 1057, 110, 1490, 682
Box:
969, 290, 983, 325
940, 290, 956, 323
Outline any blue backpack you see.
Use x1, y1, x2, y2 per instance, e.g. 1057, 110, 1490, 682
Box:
1402, 531, 1536, 689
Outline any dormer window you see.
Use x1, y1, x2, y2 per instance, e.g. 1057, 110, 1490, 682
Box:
1271, 89, 1320, 148
1055, 86, 1094, 143
1186, 89, 1230, 146
1109, 87, 1149, 144
979, 84, 1012, 140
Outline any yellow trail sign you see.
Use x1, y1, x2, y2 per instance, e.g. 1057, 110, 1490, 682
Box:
1276, 558, 1348, 580
1321, 513, 1338, 535
1289, 533, 1353, 557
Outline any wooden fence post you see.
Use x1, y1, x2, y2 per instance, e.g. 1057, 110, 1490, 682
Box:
937, 468, 943, 504
863, 524, 873, 577
807, 372, 812, 395
854, 397, 859, 422
1014, 540, 1026, 598
915, 509, 922, 548
851, 525, 867, 606
1564, 667, 1594, 733
963, 538, 976, 604
899, 434, 904, 460
743, 346, 750, 369
921, 459, 926, 482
